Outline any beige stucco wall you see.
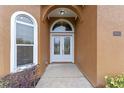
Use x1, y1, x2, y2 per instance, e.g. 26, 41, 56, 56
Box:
97, 5, 124, 86
75, 5, 97, 87
1, 5, 124, 87
0, 5, 103, 87
0, 5, 47, 77
38, 13, 49, 76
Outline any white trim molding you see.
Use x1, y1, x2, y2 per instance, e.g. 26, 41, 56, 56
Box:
10, 11, 38, 73
50, 19, 74, 63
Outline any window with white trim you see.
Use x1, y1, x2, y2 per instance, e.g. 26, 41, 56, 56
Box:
11, 11, 38, 72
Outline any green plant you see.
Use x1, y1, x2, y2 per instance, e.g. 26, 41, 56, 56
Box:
0, 79, 9, 88
105, 74, 124, 88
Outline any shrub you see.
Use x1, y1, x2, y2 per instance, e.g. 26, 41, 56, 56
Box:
105, 74, 124, 88
0, 79, 9, 88
0, 65, 40, 88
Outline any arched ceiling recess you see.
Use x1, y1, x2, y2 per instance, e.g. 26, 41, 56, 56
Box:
48, 8, 78, 19
41, 5, 84, 22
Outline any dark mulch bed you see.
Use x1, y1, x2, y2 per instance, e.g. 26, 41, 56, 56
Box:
0, 65, 41, 88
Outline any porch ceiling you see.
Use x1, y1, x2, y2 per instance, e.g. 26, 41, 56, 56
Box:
48, 8, 77, 18
41, 5, 84, 22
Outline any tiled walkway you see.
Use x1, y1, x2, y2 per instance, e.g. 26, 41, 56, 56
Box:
36, 63, 93, 88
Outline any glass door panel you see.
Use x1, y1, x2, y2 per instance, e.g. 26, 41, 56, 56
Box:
54, 37, 60, 55
51, 35, 73, 63
64, 37, 70, 55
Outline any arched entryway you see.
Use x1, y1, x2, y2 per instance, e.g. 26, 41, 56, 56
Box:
50, 19, 74, 63
44, 6, 79, 63
38, 5, 96, 87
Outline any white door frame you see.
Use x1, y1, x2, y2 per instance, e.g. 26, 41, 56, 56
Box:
50, 19, 74, 63
50, 33, 74, 63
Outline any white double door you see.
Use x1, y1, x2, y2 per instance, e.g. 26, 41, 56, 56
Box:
50, 34, 74, 63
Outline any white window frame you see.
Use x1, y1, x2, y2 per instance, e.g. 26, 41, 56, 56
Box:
10, 11, 38, 73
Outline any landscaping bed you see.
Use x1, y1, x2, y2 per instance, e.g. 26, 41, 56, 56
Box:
105, 74, 124, 88
0, 65, 41, 88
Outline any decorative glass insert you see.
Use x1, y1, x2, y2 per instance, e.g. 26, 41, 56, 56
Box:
54, 37, 60, 55
64, 37, 70, 54
52, 21, 72, 32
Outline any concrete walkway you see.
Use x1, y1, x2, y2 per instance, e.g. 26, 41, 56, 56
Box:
36, 63, 93, 88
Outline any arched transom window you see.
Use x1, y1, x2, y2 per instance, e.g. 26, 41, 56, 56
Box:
51, 19, 74, 32
11, 11, 38, 72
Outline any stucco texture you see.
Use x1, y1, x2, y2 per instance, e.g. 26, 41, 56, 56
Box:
75, 6, 97, 87
97, 5, 124, 87
1, 5, 124, 87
